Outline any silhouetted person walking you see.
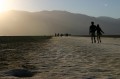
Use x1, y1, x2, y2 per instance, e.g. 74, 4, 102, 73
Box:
89, 22, 97, 43
96, 24, 104, 43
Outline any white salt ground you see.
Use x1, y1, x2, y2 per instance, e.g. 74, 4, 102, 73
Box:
0, 37, 120, 79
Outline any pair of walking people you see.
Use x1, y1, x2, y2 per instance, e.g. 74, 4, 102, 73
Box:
89, 22, 104, 43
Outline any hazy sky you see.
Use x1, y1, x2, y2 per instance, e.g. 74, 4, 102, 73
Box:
4, 0, 120, 18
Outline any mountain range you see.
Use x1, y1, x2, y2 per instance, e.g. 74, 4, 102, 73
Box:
0, 10, 120, 36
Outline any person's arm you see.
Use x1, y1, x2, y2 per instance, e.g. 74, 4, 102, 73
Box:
100, 28, 104, 34
101, 30, 104, 34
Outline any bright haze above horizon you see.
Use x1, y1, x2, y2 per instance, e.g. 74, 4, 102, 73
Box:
0, 0, 120, 18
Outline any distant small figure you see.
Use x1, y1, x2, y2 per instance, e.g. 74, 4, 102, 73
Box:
55, 33, 57, 37
96, 24, 104, 43
89, 22, 97, 43
60, 34, 63, 37
65, 33, 69, 37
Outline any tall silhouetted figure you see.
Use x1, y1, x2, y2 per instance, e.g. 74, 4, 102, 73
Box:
96, 24, 104, 43
89, 22, 97, 43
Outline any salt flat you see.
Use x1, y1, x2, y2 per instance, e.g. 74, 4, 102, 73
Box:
0, 37, 120, 79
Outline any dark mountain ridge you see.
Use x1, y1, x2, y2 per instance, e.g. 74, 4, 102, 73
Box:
0, 10, 120, 36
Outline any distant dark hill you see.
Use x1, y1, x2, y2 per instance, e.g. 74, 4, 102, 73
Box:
0, 10, 120, 36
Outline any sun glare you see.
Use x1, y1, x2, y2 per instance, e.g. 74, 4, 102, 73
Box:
0, 0, 9, 13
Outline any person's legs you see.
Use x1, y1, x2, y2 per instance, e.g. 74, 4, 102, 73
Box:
93, 33, 96, 43
97, 34, 101, 43
91, 35, 93, 43
91, 32, 96, 43
94, 36, 96, 43
99, 36, 101, 43
97, 35, 99, 43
